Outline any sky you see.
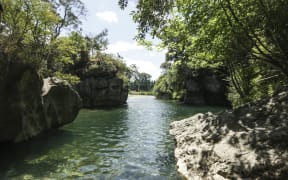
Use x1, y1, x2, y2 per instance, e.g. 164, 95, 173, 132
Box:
80, 0, 166, 80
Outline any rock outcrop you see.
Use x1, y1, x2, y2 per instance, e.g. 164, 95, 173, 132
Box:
0, 63, 46, 142
74, 57, 129, 108
184, 69, 229, 106
0, 63, 81, 142
170, 89, 288, 179
77, 77, 128, 108
42, 78, 82, 129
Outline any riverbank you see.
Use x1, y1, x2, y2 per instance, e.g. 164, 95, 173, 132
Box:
170, 89, 288, 179
129, 91, 154, 96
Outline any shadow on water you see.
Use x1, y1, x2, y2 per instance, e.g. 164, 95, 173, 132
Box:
0, 129, 75, 179
0, 96, 224, 179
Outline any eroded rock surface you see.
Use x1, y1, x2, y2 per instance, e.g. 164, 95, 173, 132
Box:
0, 63, 81, 142
42, 77, 82, 129
0, 64, 46, 142
77, 77, 128, 107
170, 89, 288, 179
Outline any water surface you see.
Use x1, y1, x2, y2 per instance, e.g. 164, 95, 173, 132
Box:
0, 95, 223, 179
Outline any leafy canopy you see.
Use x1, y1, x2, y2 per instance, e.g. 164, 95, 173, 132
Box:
119, 0, 288, 105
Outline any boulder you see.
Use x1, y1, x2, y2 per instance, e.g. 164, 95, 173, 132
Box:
0, 63, 81, 142
42, 78, 82, 129
170, 89, 288, 179
77, 77, 128, 107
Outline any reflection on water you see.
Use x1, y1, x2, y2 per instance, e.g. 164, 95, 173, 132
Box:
0, 95, 223, 179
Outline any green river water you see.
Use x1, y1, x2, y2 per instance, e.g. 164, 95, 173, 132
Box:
0, 95, 223, 180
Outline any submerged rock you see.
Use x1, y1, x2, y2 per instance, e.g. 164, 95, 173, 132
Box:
0, 63, 81, 142
170, 89, 288, 179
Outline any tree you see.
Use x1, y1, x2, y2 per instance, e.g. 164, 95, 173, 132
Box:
0, 3, 3, 22
128, 64, 153, 91
44, 29, 109, 78
119, 0, 288, 106
153, 74, 173, 99
120, 0, 288, 74
46, 0, 86, 39
0, 0, 86, 75
138, 72, 152, 91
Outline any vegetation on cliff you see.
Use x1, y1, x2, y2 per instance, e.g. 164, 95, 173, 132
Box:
0, 0, 131, 88
119, 0, 288, 107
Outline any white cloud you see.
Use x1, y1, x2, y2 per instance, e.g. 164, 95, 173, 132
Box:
148, 52, 156, 57
128, 0, 138, 8
148, 47, 168, 58
96, 11, 118, 23
105, 41, 144, 54
125, 58, 161, 80
104, 41, 164, 80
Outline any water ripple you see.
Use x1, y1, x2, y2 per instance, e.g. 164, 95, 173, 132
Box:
0, 95, 223, 179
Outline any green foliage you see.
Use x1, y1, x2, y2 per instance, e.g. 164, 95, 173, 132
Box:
228, 61, 288, 107
48, 30, 130, 88
43, 30, 109, 76
54, 72, 80, 86
82, 52, 130, 86
153, 74, 173, 99
0, 0, 131, 93
1, 0, 57, 69
0, 0, 86, 74
128, 64, 154, 92
154, 58, 194, 100
120, 0, 288, 107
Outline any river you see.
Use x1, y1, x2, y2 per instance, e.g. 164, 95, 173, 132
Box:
0, 95, 223, 179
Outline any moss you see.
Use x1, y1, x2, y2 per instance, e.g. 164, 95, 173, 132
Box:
54, 72, 80, 86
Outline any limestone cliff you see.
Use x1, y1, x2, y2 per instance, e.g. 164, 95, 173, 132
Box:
0, 63, 46, 142
77, 77, 128, 107
76, 59, 129, 108
170, 88, 288, 179
0, 63, 81, 142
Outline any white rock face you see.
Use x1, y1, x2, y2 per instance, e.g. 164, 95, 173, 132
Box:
170, 89, 288, 179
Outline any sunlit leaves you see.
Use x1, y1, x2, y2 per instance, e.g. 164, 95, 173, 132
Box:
0, 0, 87, 74
119, 0, 288, 105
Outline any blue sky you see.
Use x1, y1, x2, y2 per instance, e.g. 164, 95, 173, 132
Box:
80, 0, 166, 80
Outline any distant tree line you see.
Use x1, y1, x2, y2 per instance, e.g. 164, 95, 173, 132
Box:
128, 64, 154, 92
